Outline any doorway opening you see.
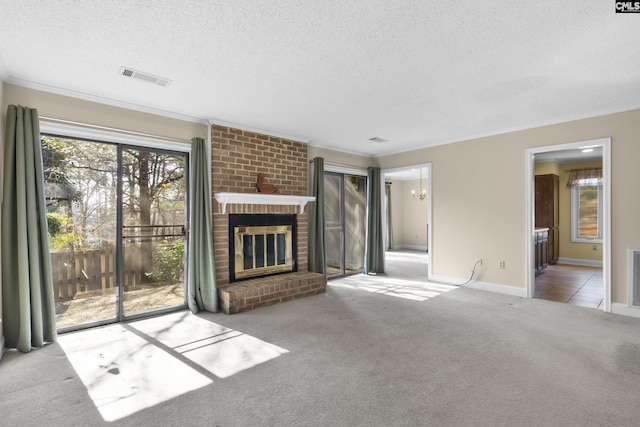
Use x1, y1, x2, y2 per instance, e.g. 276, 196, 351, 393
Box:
41, 125, 190, 332
526, 139, 610, 311
382, 164, 432, 278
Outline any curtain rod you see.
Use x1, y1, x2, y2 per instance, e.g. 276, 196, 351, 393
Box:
39, 116, 192, 144
308, 159, 365, 167
308, 159, 370, 169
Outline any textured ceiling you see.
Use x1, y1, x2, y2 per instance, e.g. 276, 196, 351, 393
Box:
1, 1, 639, 157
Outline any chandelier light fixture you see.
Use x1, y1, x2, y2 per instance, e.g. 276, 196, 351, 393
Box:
411, 169, 426, 200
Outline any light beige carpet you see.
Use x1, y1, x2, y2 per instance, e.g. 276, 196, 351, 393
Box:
3, 250, 640, 426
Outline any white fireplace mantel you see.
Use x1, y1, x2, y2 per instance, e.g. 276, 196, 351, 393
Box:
214, 192, 316, 214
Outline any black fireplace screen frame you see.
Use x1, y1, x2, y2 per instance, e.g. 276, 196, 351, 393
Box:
228, 214, 297, 282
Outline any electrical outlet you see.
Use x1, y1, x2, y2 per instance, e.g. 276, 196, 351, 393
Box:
477, 258, 483, 267
499, 260, 506, 269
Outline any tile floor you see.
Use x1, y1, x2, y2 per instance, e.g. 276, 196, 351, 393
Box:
535, 263, 603, 309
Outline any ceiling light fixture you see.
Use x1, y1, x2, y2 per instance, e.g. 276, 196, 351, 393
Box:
411, 169, 426, 201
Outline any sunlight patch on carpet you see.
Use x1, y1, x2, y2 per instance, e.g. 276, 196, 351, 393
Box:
385, 251, 429, 263
331, 276, 456, 301
58, 324, 211, 422
131, 311, 289, 379
58, 312, 288, 421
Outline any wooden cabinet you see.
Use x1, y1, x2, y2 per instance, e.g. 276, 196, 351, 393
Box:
535, 174, 559, 264
534, 228, 549, 275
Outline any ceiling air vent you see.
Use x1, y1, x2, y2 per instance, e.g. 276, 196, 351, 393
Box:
369, 137, 389, 143
119, 67, 171, 87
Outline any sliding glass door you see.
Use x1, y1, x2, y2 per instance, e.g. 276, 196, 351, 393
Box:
120, 147, 188, 316
44, 137, 118, 329
43, 136, 188, 331
324, 172, 367, 277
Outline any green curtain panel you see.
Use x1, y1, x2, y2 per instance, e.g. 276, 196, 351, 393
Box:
365, 166, 384, 274
308, 157, 326, 274
187, 137, 217, 313
2, 105, 57, 352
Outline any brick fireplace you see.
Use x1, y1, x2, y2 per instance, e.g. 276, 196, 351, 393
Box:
211, 125, 326, 314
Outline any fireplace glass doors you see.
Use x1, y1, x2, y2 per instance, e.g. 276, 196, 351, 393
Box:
229, 214, 297, 282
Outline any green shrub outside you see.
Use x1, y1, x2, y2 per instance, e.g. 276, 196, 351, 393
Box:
148, 239, 185, 285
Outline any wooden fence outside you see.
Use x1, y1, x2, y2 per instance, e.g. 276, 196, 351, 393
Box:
51, 244, 152, 301
51, 225, 185, 301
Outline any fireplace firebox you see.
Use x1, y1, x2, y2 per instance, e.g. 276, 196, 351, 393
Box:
228, 214, 297, 282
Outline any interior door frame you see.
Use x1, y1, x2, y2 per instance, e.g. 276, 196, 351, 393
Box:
381, 163, 432, 279
525, 138, 611, 312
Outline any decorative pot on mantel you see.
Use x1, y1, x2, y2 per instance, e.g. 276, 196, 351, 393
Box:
256, 173, 278, 194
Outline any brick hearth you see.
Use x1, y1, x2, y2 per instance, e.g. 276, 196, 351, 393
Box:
218, 271, 326, 314
211, 124, 326, 314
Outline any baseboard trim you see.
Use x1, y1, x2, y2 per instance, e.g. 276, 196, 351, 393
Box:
467, 280, 528, 298
392, 245, 428, 251
611, 303, 640, 319
556, 258, 603, 268
428, 275, 527, 298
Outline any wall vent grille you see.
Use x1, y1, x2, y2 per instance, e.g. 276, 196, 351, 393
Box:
119, 67, 170, 87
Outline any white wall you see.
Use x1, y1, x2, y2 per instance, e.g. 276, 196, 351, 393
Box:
307, 145, 372, 169
3, 85, 207, 142
3, 83, 640, 318
377, 109, 640, 306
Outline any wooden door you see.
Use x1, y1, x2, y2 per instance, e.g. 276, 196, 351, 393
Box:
535, 174, 559, 264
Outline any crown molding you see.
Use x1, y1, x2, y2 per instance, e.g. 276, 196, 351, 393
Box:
5, 77, 209, 125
